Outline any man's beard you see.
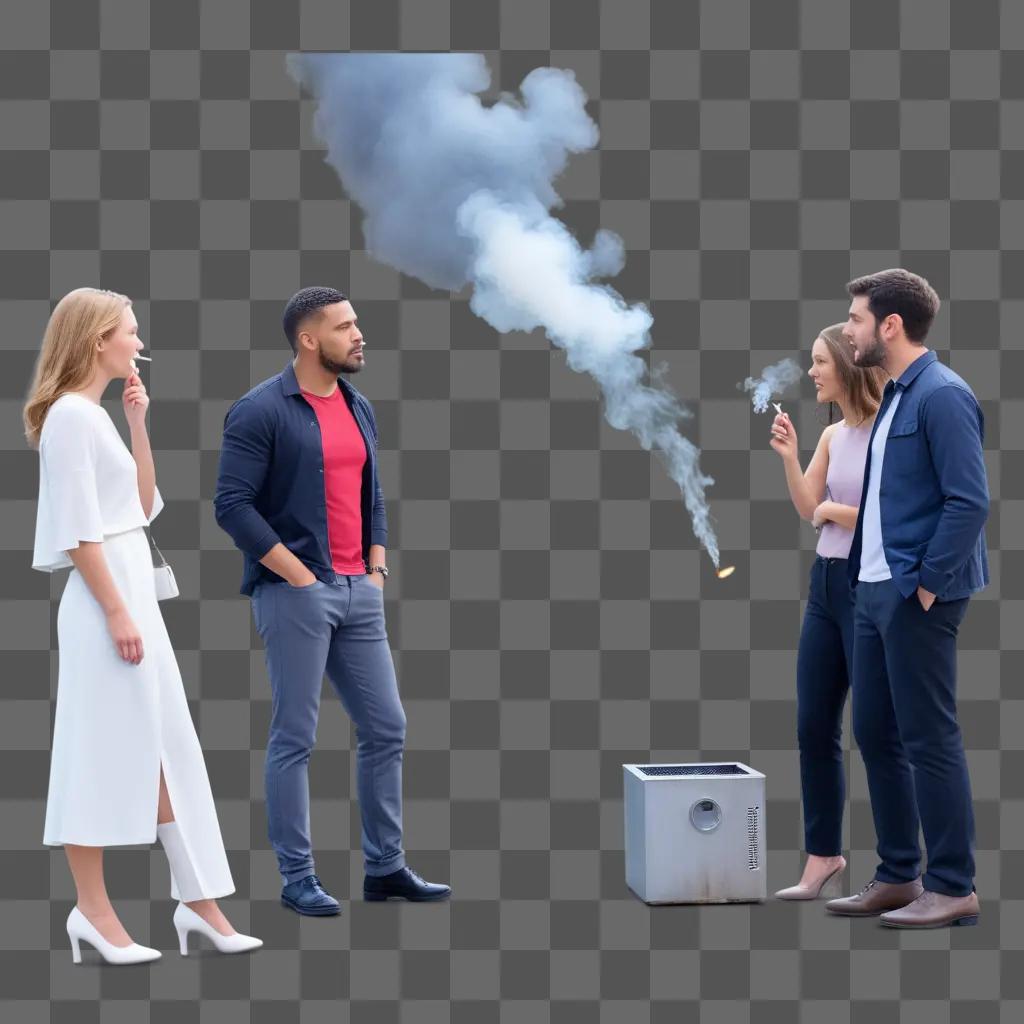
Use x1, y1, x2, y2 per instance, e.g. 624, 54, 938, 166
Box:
319, 348, 362, 375
852, 326, 886, 368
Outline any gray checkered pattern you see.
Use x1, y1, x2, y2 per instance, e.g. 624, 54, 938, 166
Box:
1, 0, 1021, 1018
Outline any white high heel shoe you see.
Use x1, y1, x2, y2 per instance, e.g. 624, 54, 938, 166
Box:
173, 902, 262, 956
158, 819, 262, 956
67, 906, 161, 965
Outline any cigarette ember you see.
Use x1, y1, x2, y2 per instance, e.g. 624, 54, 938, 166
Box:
716, 566, 735, 579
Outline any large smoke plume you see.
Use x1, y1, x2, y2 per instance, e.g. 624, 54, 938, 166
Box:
286, 53, 722, 565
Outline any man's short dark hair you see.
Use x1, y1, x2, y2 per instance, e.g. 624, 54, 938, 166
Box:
283, 286, 348, 353
845, 268, 940, 344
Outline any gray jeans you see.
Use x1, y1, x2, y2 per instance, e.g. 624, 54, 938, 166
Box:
252, 573, 406, 884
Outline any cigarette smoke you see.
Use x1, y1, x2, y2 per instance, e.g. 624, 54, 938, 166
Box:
741, 358, 803, 414
286, 53, 720, 565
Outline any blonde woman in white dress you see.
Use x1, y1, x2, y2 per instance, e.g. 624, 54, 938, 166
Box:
24, 288, 261, 965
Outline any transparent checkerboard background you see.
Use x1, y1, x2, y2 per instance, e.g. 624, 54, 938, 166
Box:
2, 0, 1022, 1019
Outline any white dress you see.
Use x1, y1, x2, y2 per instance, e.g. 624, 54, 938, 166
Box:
33, 393, 234, 899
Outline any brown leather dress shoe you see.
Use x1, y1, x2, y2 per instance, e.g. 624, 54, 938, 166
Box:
824, 877, 923, 917
879, 888, 979, 928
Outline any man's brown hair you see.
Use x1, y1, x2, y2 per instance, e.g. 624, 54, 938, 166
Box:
846, 268, 941, 343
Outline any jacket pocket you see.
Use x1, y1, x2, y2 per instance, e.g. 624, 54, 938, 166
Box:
887, 418, 919, 438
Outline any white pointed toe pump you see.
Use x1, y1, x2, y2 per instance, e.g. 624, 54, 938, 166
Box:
67, 907, 161, 965
173, 902, 263, 956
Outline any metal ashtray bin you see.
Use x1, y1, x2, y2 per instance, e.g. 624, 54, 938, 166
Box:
623, 762, 767, 904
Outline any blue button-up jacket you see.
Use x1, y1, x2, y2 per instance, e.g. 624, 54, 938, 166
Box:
847, 349, 989, 601
213, 360, 387, 597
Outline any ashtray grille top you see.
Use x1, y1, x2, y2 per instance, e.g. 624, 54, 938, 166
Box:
637, 764, 749, 777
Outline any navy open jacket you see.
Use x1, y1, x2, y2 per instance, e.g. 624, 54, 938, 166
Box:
213, 360, 387, 597
847, 349, 989, 601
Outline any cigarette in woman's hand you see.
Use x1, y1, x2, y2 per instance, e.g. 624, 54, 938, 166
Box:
770, 402, 788, 437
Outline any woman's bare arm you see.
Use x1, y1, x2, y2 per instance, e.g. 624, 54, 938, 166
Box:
780, 424, 834, 521
129, 422, 158, 520
66, 542, 143, 664
819, 502, 859, 531
66, 542, 125, 614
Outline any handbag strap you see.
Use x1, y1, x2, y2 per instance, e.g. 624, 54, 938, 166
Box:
145, 526, 168, 568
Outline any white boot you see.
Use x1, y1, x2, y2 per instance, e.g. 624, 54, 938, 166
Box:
173, 902, 262, 956
157, 821, 205, 902
67, 906, 161, 965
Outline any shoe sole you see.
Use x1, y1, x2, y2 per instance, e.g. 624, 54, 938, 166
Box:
826, 894, 925, 917
363, 891, 451, 902
280, 896, 341, 916
879, 914, 979, 929
825, 907, 889, 917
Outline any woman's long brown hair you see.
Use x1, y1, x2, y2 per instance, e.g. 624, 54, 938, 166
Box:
816, 323, 887, 427
23, 288, 132, 449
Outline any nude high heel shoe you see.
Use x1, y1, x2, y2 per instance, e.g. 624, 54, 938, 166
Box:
67, 906, 161, 965
774, 857, 847, 900
173, 902, 263, 956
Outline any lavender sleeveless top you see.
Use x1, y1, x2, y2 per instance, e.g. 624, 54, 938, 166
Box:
816, 420, 872, 559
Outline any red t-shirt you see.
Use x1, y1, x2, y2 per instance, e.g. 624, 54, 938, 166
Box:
300, 386, 367, 575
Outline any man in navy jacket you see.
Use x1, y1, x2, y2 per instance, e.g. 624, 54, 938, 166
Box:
214, 287, 450, 914
823, 269, 989, 928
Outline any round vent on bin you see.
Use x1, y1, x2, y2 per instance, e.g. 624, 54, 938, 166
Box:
689, 798, 722, 832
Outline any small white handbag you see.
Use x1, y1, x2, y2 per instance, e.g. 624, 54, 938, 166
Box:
147, 529, 179, 601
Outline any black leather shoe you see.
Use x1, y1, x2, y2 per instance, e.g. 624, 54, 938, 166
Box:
364, 866, 451, 902
281, 874, 341, 916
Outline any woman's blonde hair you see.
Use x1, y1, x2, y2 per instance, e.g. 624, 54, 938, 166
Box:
816, 323, 887, 427
23, 288, 132, 449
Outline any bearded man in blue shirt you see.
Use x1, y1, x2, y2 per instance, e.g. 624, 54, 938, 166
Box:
823, 269, 989, 929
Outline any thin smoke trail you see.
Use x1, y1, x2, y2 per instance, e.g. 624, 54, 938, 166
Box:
286, 53, 721, 565
741, 358, 803, 413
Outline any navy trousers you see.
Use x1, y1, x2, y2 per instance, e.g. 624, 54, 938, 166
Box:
796, 555, 855, 857
851, 579, 975, 897
252, 573, 407, 885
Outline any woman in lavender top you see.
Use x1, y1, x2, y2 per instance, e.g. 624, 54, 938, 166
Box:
768, 324, 887, 900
